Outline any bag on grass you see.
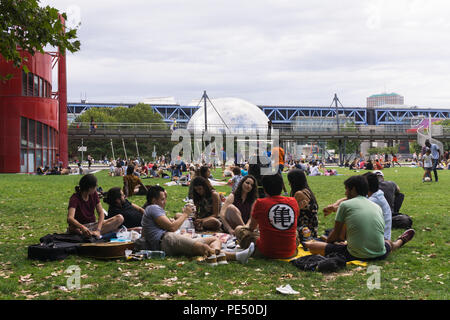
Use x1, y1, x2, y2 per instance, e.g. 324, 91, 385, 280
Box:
28, 233, 102, 261
290, 253, 346, 273
392, 213, 413, 229
28, 242, 81, 261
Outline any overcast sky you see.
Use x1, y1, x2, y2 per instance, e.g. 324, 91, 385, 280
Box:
42, 0, 450, 108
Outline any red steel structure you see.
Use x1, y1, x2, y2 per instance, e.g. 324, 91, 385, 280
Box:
0, 47, 68, 173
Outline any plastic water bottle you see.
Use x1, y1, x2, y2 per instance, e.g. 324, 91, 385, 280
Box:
137, 250, 166, 259
149, 251, 166, 259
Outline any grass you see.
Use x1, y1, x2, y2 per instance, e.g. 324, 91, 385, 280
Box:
0, 167, 449, 300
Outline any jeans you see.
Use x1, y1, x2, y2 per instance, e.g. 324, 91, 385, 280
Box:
431, 158, 439, 181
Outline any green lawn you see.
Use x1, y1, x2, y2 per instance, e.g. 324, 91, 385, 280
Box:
0, 167, 448, 300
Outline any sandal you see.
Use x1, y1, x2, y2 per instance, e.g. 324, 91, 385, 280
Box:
397, 229, 415, 247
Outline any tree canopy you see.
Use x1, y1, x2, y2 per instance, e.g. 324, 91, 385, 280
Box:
69, 104, 175, 162
74, 103, 166, 124
0, 0, 80, 78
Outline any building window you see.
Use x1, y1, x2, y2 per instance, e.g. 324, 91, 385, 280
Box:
27, 73, 33, 96
28, 119, 35, 148
39, 77, 44, 97
43, 125, 48, 148
21, 117, 28, 147
20, 117, 58, 173
20, 149, 27, 173
33, 75, 39, 96
22, 70, 28, 96
36, 122, 42, 148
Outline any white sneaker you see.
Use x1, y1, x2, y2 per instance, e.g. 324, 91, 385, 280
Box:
216, 252, 228, 265
206, 254, 218, 267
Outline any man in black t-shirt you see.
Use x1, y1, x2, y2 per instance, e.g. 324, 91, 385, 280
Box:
104, 187, 145, 228
373, 170, 403, 214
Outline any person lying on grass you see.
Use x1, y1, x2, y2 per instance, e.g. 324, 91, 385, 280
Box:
304, 175, 415, 262
67, 174, 124, 239
141, 185, 254, 266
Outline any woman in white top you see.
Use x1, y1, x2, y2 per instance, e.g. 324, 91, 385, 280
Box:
309, 162, 321, 176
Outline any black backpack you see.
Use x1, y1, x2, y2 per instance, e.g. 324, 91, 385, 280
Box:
392, 213, 413, 229
290, 253, 347, 273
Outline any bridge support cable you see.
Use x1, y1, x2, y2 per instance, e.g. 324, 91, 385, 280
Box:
330, 94, 345, 166
110, 139, 115, 161
122, 138, 128, 161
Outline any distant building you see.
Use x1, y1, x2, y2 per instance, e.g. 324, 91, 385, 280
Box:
367, 93, 404, 108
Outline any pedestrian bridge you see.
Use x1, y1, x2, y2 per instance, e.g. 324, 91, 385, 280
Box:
68, 122, 450, 142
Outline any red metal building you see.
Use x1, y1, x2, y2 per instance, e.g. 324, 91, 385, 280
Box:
0, 49, 67, 173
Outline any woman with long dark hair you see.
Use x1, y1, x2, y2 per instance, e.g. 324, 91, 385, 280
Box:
220, 175, 258, 235
287, 169, 319, 238
67, 174, 124, 238
190, 176, 221, 232
123, 165, 147, 197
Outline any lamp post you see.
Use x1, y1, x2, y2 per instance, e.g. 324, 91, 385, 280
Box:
333, 93, 343, 166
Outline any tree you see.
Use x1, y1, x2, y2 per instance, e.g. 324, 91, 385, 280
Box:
0, 0, 80, 78
74, 103, 167, 124
326, 139, 361, 155
69, 104, 175, 161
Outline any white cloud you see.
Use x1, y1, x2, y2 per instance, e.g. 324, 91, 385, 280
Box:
40, 0, 450, 108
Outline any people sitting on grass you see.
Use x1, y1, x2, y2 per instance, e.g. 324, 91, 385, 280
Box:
373, 170, 404, 215
123, 165, 147, 197
103, 187, 145, 229
304, 175, 415, 262
365, 160, 374, 170
148, 164, 158, 177
235, 173, 299, 259
114, 162, 124, 177
364, 172, 392, 240
67, 174, 124, 239
287, 169, 319, 238
190, 176, 222, 232
349, 159, 358, 170
374, 159, 384, 170
220, 175, 258, 235
140, 185, 254, 265
309, 161, 322, 176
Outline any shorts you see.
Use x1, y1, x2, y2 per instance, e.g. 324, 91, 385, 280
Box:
66, 221, 98, 234
325, 242, 391, 262
83, 222, 99, 231
160, 232, 209, 257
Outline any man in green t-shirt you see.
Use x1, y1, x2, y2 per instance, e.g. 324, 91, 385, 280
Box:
304, 175, 415, 261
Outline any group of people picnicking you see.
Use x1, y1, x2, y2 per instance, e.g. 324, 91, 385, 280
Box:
65, 146, 417, 267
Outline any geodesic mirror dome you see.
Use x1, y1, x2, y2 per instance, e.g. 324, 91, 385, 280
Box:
187, 97, 269, 135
